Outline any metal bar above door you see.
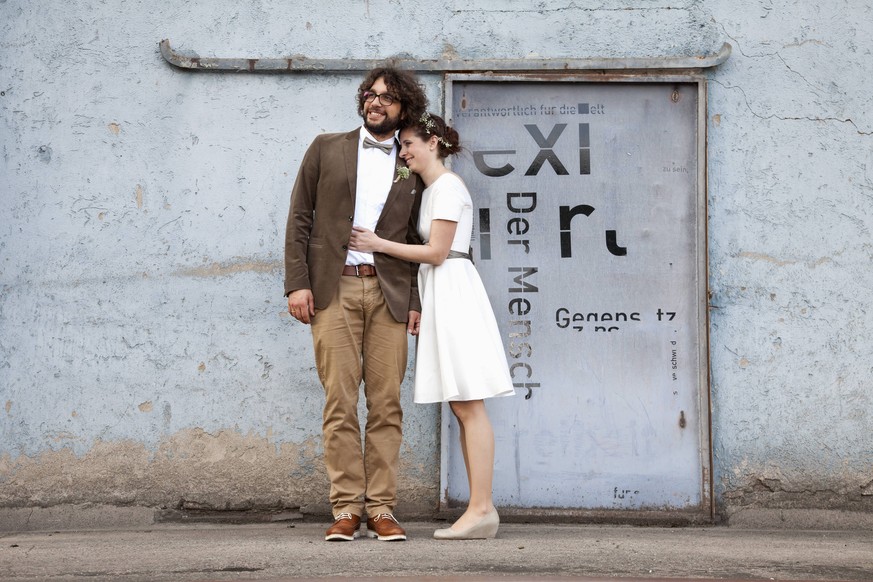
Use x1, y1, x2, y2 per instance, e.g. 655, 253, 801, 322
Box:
159, 40, 731, 73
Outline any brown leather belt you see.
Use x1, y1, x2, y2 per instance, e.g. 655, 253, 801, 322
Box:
342, 264, 377, 277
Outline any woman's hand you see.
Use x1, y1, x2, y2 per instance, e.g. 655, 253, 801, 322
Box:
349, 226, 382, 253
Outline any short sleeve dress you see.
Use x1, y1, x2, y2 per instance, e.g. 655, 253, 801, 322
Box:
413, 172, 515, 404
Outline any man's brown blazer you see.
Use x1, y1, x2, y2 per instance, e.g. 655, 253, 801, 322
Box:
284, 128, 424, 322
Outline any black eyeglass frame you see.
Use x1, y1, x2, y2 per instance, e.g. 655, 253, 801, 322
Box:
362, 91, 399, 106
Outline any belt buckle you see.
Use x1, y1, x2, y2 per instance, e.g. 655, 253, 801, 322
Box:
355, 264, 362, 277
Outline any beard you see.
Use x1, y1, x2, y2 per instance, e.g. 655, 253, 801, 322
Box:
364, 110, 401, 136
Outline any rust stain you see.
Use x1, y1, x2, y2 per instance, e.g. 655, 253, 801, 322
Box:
712, 114, 721, 126
4, 401, 10, 415
108, 122, 121, 135
174, 259, 281, 278
138, 401, 154, 413
135, 184, 144, 209
198, 362, 206, 373
738, 357, 750, 368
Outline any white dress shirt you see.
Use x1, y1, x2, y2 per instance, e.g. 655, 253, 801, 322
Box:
347, 126, 396, 266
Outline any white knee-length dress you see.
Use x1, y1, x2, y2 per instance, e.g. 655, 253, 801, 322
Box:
413, 173, 516, 404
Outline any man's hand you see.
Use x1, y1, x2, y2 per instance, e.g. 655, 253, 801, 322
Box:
288, 289, 315, 325
407, 310, 421, 336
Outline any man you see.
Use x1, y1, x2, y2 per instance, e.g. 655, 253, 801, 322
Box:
284, 67, 427, 542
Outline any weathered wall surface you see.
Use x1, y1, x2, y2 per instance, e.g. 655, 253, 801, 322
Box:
1, 1, 871, 525
705, 1, 873, 520
0, 0, 445, 518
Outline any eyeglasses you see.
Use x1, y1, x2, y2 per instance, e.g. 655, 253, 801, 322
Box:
362, 91, 398, 106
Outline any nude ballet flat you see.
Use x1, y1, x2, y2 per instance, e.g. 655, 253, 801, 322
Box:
433, 508, 499, 540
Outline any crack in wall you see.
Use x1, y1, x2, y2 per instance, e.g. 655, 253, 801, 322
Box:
710, 23, 872, 136
708, 79, 872, 135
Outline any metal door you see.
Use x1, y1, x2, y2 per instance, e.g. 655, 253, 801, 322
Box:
441, 75, 711, 517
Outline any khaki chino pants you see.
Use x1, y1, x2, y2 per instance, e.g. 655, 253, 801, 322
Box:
310, 275, 408, 518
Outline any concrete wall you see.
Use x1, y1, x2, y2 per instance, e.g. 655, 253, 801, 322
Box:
705, 1, 873, 520
1, 1, 871, 525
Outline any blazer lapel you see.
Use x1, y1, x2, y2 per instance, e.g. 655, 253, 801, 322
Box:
343, 129, 359, 203
378, 149, 409, 223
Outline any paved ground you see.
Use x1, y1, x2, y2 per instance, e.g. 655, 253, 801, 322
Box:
1, 521, 872, 581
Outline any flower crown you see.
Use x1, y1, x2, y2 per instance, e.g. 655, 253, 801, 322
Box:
419, 113, 453, 149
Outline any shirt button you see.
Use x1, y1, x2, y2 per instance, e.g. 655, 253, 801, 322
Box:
342, 245, 348, 250
348, 216, 353, 222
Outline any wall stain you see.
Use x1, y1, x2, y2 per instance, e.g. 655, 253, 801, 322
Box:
36, 145, 52, 163
739, 251, 833, 268
0, 428, 438, 513
174, 259, 282, 279
0, 430, 323, 510
721, 465, 873, 515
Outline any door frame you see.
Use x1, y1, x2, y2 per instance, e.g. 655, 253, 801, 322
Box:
438, 72, 713, 523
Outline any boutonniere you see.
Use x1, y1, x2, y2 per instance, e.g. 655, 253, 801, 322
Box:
394, 164, 411, 183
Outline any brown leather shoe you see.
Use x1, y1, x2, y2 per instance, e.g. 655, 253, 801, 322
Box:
366, 513, 407, 541
325, 512, 361, 541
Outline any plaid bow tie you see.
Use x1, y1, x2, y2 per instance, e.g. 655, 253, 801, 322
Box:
363, 137, 394, 154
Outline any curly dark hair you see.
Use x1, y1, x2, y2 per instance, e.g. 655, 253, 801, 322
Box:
406, 112, 462, 159
356, 66, 428, 129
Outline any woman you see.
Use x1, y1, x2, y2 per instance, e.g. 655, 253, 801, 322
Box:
349, 113, 514, 540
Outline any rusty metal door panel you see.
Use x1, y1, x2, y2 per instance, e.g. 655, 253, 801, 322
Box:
442, 76, 711, 514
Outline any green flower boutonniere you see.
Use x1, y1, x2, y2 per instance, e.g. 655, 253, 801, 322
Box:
394, 164, 411, 183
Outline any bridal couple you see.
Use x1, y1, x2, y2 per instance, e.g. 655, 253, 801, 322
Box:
284, 65, 514, 542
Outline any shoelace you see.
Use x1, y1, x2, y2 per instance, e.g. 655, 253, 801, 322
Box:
372, 513, 398, 523
334, 512, 355, 522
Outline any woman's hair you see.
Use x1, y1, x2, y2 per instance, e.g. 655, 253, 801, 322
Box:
356, 66, 428, 129
407, 112, 462, 158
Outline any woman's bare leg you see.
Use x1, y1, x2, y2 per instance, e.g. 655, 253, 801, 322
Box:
458, 420, 471, 494
448, 399, 495, 531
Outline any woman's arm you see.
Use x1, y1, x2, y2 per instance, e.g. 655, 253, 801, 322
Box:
349, 219, 458, 266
